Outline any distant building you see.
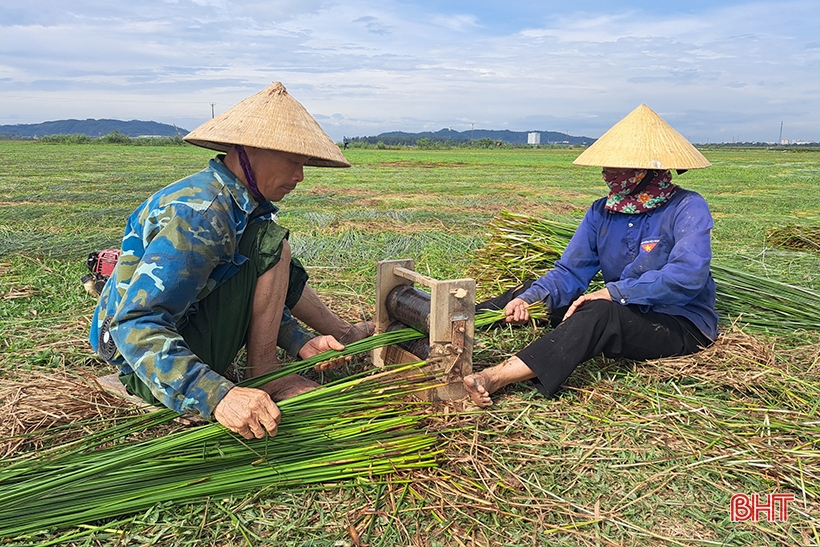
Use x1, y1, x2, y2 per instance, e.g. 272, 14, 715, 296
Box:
528, 132, 541, 145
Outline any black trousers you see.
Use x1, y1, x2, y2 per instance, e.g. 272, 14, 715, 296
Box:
478, 283, 711, 397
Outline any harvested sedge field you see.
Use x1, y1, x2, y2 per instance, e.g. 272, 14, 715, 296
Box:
1, 141, 819, 546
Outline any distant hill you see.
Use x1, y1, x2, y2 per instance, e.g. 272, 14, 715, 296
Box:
0, 119, 188, 139
351, 128, 594, 146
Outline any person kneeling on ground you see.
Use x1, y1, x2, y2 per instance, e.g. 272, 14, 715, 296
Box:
90, 82, 372, 439
464, 104, 718, 407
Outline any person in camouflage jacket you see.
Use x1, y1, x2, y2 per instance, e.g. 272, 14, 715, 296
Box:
90, 82, 365, 439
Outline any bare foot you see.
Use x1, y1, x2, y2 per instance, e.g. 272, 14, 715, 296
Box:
463, 373, 494, 408
337, 321, 376, 344
264, 374, 319, 401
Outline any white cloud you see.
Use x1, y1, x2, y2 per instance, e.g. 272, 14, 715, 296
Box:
431, 14, 481, 32
352, 16, 393, 36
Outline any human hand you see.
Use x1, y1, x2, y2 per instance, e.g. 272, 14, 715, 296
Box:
213, 386, 281, 439
504, 297, 531, 324
337, 320, 376, 344
299, 335, 348, 371
563, 288, 612, 321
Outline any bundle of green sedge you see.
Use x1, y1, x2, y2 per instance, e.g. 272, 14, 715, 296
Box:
0, 307, 542, 542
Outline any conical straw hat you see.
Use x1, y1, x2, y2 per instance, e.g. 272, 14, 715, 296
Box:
573, 104, 710, 170
184, 82, 350, 168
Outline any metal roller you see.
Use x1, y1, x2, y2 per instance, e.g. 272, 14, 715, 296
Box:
387, 321, 430, 360
385, 284, 431, 334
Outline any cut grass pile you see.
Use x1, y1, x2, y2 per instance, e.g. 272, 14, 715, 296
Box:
5, 324, 818, 546
437, 327, 820, 546
0, 309, 550, 543
0, 344, 437, 542
766, 225, 820, 252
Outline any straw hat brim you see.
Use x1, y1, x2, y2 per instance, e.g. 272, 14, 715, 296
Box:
573, 104, 711, 170
184, 82, 350, 168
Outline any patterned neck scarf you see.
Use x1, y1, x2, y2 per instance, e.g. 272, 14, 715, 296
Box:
603, 169, 679, 214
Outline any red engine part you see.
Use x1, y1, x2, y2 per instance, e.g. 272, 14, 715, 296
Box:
82, 249, 122, 297
88, 249, 121, 277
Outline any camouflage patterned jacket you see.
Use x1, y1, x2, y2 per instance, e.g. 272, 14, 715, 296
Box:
89, 156, 314, 418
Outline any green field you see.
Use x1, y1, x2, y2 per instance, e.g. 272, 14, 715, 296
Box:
1, 141, 818, 546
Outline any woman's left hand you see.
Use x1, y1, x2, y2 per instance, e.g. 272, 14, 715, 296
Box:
563, 288, 612, 321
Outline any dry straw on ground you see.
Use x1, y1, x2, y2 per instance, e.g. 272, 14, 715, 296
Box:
411, 324, 820, 546
0, 369, 142, 458
640, 322, 780, 389
766, 225, 820, 252
1, 324, 818, 544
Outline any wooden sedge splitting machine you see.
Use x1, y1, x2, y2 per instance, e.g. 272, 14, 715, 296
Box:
372, 259, 475, 401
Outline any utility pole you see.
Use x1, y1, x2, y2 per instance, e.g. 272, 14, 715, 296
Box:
210, 103, 216, 119
779, 121, 784, 145
471, 123, 474, 144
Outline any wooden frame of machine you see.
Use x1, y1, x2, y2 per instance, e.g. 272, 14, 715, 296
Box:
373, 259, 475, 400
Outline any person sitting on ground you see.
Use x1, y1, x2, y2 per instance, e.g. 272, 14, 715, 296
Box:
464, 104, 717, 407
90, 82, 371, 439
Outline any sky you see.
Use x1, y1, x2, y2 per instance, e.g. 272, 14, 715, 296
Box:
1, 0, 818, 143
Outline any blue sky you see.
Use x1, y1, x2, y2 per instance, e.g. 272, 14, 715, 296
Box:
1, 0, 818, 143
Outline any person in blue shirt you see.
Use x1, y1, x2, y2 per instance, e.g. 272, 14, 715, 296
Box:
464, 104, 717, 407
90, 82, 370, 439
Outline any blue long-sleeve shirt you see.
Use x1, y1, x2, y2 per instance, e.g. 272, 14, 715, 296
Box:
518, 189, 718, 340
90, 157, 314, 418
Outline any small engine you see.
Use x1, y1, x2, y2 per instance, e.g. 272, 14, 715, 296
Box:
82, 249, 121, 297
